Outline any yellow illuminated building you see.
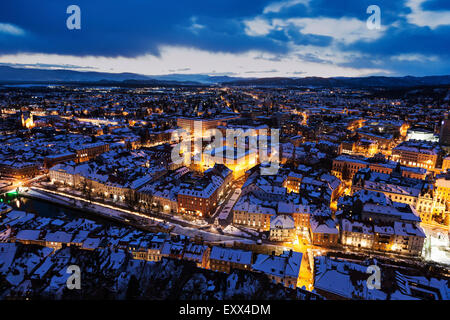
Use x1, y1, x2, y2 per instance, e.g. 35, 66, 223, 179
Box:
202, 146, 258, 179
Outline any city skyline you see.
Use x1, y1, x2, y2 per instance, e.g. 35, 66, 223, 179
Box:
0, 0, 449, 305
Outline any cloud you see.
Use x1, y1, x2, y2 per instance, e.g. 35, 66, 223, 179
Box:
273, 17, 385, 44
244, 18, 273, 36
0, 0, 448, 77
263, 0, 310, 14
405, 0, 450, 29
0, 46, 387, 78
0, 0, 281, 57
0, 23, 25, 36
0, 62, 95, 70
245, 69, 279, 74
187, 17, 206, 34
391, 54, 439, 62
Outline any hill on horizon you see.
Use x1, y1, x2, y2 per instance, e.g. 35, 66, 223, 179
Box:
1, 65, 450, 88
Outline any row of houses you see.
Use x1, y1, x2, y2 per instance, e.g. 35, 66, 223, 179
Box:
332, 154, 427, 181
43, 142, 110, 169
132, 241, 302, 289
233, 186, 427, 256
233, 164, 344, 233
50, 161, 233, 218
314, 255, 449, 300
13, 228, 102, 250
1, 209, 304, 289
352, 168, 446, 224
336, 190, 426, 256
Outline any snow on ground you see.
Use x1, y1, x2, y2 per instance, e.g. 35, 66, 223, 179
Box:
426, 236, 450, 265
422, 225, 450, 266
217, 189, 241, 220
171, 216, 208, 226
237, 226, 260, 237
172, 224, 255, 244
26, 188, 254, 244
190, 219, 209, 227
223, 225, 251, 238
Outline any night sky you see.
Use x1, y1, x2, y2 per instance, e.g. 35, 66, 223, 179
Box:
0, 0, 449, 77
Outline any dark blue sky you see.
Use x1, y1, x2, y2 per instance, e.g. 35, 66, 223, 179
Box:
0, 0, 449, 77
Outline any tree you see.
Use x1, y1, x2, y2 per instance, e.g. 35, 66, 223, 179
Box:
156, 202, 163, 216
125, 189, 137, 210
143, 203, 152, 216
81, 179, 93, 203
101, 190, 108, 202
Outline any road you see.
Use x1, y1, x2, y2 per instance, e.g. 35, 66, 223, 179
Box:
212, 188, 241, 227
209, 187, 235, 221
293, 235, 314, 291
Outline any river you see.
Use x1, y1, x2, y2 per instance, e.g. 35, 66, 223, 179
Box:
1, 193, 116, 226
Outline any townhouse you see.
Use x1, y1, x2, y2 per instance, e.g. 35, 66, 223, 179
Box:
252, 250, 302, 288
209, 246, 252, 273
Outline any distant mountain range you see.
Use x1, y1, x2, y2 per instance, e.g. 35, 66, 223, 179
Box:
1, 65, 450, 88
222, 75, 450, 88
0, 66, 242, 85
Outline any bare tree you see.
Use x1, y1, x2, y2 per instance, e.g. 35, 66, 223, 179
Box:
125, 189, 138, 210
81, 179, 93, 203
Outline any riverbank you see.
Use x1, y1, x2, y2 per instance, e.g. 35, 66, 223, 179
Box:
21, 187, 255, 244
